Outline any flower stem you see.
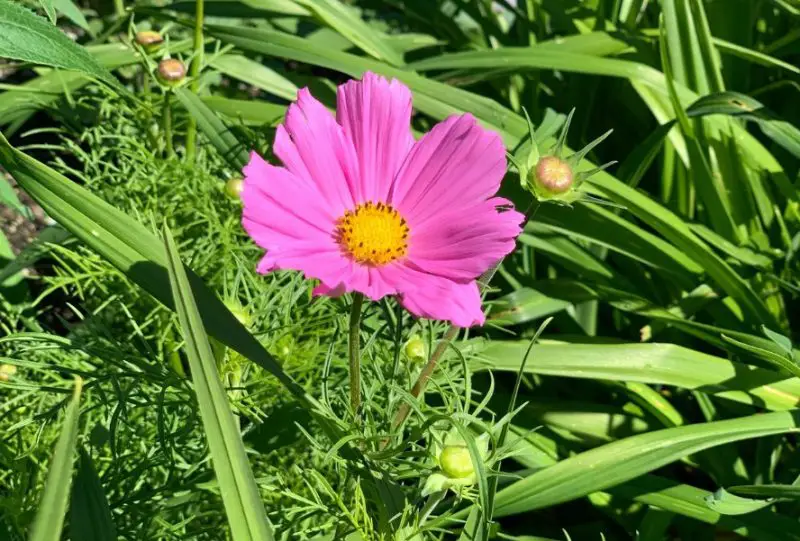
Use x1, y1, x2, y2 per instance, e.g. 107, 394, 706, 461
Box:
162, 91, 173, 157
185, 0, 205, 162
348, 292, 365, 417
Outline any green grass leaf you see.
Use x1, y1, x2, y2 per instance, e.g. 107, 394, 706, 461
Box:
163, 225, 274, 541
705, 487, 774, 515
294, 0, 404, 65
489, 410, 800, 516
29, 378, 83, 541
0, 0, 117, 88
174, 88, 250, 170
70, 449, 117, 541
211, 54, 298, 101
730, 484, 800, 499
475, 340, 800, 411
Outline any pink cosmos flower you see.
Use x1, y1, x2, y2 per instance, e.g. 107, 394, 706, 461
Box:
241, 72, 524, 327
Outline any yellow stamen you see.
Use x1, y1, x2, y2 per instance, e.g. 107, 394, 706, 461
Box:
336, 201, 409, 266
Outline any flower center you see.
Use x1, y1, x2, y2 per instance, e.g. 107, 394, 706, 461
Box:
336, 202, 409, 266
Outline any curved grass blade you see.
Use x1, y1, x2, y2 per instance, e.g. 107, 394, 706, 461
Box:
730, 484, 800, 499
610, 476, 800, 541
164, 225, 274, 541
211, 54, 298, 101
474, 340, 800, 411
174, 88, 249, 170
293, 0, 404, 66
29, 377, 83, 541
70, 449, 116, 541
489, 410, 800, 516
705, 487, 774, 515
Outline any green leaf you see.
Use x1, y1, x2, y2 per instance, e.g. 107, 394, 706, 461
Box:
762, 326, 795, 357
0, 174, 29, 217
203, 96, 286, 125
0, 0, 117, 88
686, 91, 800, 159
489, 410, 800, 516
37, 0, 57, 24
210, 55, 298, 101
730, 484, 800, 499
487, 288, 570, 325
163, 226, 274, 541
173, 88, 250, 170
70, 449, 116, 541
52, 0, 91, 32
705, 487, 774, 515
609, 476, 800, 541
29, 378, 83, 541
293, 0, 404, 66
474, 340, 800, 411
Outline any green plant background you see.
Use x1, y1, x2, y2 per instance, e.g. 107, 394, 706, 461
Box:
1, 0, 799, 539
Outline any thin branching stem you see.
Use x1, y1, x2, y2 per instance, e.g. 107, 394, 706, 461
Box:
185, 0, 205, 162
349, 292, 365, 418
162, 91, 173, 157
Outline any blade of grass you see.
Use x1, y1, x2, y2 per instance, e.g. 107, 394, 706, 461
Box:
29, 377, 83, 541
474, 340, 800, 411
164, 225, 274, 541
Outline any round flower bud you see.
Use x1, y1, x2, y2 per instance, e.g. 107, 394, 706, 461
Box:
135, 31, 164, 52
156, 58, 186, 86
0, 364, 17, 382
225, 177, 244, 200
439, 445, 475, 479
403, 335, 426, 363
530, 155, 574, 197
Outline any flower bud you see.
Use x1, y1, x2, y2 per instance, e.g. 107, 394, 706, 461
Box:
403, 335, 426, 363
225, 177, 244, 200
156, 58, 186, 86
0, 364, 17, 382
530, 155, 574, 197
439, 445, 475, 479
135, 30, 164, 53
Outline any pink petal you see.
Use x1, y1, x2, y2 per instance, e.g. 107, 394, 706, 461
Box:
337, 72, 414, 203
389, 114, 507, 227
407, 197, 524, 280
242, 152, 353, 287
273, 88, 360, 218
382, 263, 486, 327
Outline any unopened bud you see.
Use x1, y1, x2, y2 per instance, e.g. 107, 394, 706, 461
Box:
135, 31, 164, 52
404, 335, 426, 363
0, 364, 16, 382
531, 155, 574, 197
157, 58, 186, 86
439, 445, 475, 479
225, 177, 244, 200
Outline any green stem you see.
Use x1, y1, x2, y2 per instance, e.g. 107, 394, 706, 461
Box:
348, 292, 365, 417
162, 91, 174, 157
185, 0, 205, 162
113, 0, 124, 18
